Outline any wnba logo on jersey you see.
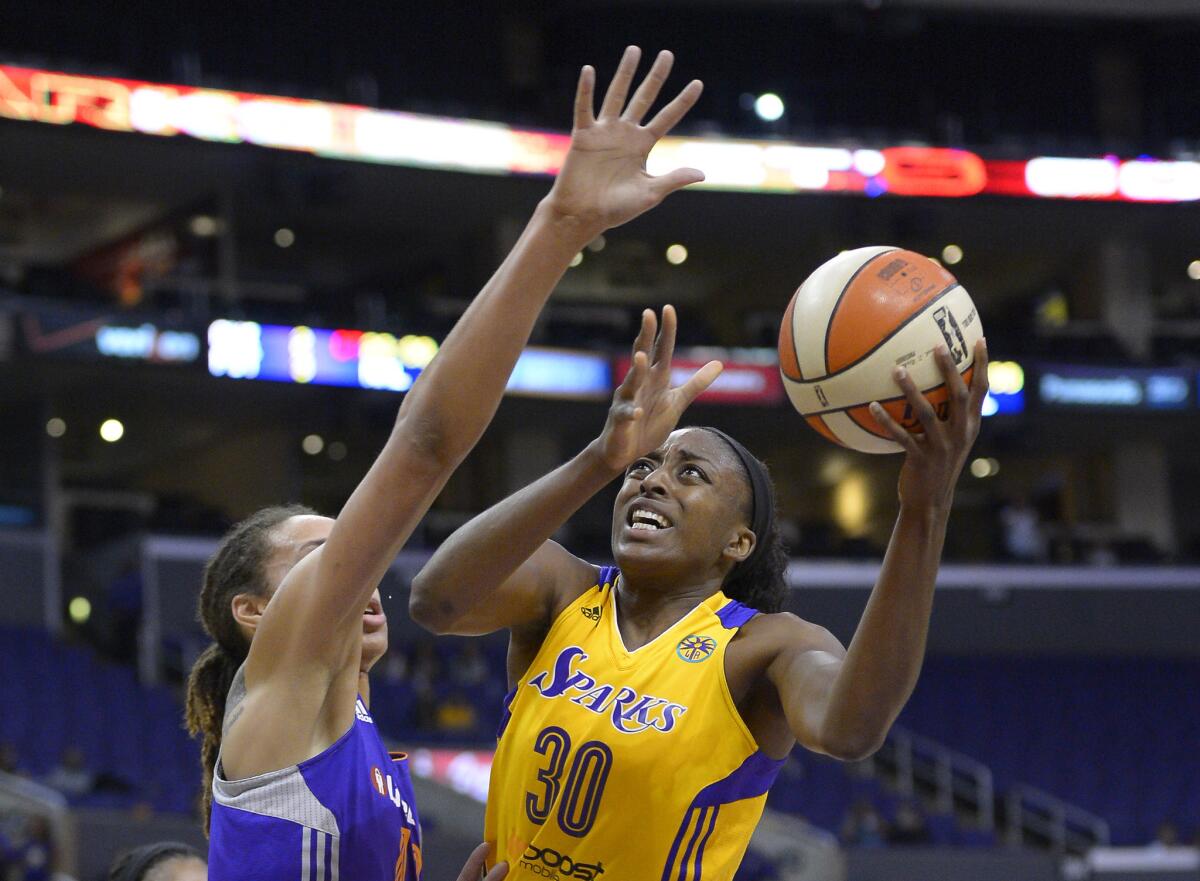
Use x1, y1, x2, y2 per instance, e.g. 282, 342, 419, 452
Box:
676, 634, 717, 663
526, 646, 687, 734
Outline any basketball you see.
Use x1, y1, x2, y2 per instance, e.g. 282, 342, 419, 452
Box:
778, 246, 983, 454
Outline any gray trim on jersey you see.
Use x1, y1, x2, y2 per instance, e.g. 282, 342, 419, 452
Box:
302, 828, 340, 881
213, 665, 340, 838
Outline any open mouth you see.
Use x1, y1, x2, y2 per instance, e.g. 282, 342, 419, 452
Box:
626, 505, 674, 532
363, 598, 384, 619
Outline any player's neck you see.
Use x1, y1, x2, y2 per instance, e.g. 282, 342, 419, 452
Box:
357, 671, 371, 707
614, 575, 722, 650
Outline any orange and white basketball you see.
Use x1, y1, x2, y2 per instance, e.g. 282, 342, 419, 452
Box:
778, 246, 982, 454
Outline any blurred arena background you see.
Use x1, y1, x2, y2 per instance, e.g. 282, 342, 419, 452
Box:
2, 1, 1199, 879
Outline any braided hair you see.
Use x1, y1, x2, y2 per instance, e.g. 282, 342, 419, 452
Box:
184, 504, 315, 834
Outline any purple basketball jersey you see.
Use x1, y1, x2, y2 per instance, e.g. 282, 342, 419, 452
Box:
209, 688, 421, 881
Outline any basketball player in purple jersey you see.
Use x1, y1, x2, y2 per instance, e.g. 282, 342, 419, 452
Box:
184, 47, 708, 881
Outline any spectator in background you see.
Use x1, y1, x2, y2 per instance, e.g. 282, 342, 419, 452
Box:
43, 747, 94, 797
999, 495, 1047, 563
450, 643, 488, 689
108, 841, 207, 881
10, 815, 53, 881
1147, 821, 1180, 850
886, 800, 933, 846
435, 691, 480, 735
411, 638, 441, 693
0, 742, 25, 777
840, 798, 886, 848
378, 646, 409, 685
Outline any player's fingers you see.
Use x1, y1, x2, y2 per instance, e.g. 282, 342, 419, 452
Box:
573, 65, 596, 130
652, 304, 677, 372
894, 366, 941, 436
645, 79, 703, 138
869, 402, 920, 456
599, 45, 642, 118
483, 863, 510, 881
936, 345, 970, 415
616, 350, 649, 401
455, 843, 495, 881
676, 360, 723, 406
649, 167, 706, 201
633, 308, 657, 358
967, 338, 990, 414
622, 49, 674, 123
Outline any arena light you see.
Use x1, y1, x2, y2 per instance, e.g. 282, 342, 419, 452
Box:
942, 244, 963, 265
99, 418, 125, 442
68, 596, 92, 624
274, 227, 295, 248
5, 64, 1200, 202
302, 434, 324, 455
1188, 260, 1200, 281
665, 244, 688, 265
189, 215, 219, 237
45, 417, 66, 438
753, 93, 785, 122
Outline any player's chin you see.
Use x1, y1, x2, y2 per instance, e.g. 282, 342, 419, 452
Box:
612, 533, 676, 568
360, 626, 389, 670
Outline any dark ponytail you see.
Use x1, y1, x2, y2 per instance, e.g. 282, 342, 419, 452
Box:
698, 428, 790, 614
185, 504, 314, 834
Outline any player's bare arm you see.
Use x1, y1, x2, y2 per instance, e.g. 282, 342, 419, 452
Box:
411, 306, 721, 639
225, 48, 707, 779
747, 340, 989, 761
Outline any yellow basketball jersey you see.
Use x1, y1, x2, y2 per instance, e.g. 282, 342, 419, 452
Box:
486, 566, 784, 881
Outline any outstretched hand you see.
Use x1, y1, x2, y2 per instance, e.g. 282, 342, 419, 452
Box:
596, 306, 722, 472
870, 339, 989, 511
545, 46, 705, 237
455, 842, 507, 881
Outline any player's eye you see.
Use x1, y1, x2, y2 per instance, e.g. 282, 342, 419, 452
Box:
682, 464, 707, 480
628, 460, 652, 476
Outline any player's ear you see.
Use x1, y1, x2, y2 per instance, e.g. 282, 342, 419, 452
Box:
723, 527, 755, 566
231, 592, 268, 634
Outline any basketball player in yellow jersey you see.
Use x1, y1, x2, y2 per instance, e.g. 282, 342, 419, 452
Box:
412, 303, 989, 880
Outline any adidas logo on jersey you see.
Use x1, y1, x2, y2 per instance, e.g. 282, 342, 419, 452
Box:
355, 698, 374, 724
527, 645, 687, 735
580, 605, 602, 622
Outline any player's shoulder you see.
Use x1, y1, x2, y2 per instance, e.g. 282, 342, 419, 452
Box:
736, 609, 845, 656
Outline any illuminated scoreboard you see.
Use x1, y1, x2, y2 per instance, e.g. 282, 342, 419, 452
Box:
3, 64, 1199, 202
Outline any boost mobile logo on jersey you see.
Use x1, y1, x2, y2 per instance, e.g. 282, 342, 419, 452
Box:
676, 634, 717, 663
527, 646, 687, 734
520, 845, 604, 881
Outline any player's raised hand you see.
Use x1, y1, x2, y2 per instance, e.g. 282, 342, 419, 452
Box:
544, 46, 705, 237
455, 842, 508, 881
595, 305, 722, 472
870, 339, 989, 510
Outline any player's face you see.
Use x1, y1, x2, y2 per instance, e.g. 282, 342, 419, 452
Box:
263, 515, 389, 669
611, 428, 753, 584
